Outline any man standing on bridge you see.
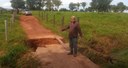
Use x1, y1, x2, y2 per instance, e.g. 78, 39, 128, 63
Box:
61, 16, 82, 57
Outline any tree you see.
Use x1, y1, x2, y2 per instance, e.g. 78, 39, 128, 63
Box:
34, 0, 46, 10
127, 6, 128, 10
76, 2, 80, 11
45, 0, 54, 11
90, 0, 98, 12
10, 0, 25, 13
52, 0, 62, 11
80, 9, 84, 12
59, 8, 68, 11
81, 2, 86, 10
35, 0, 42, 10
26, 0, 36, 10
26, 0, 45, 10
117, 2, 126, 12
110, 5, 118, 12
41, 0, 46, 10
69, 2, 76, 11
86, 7, 93, 12
90, 0, 113, 12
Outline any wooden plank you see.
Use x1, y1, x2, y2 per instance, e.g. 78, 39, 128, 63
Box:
55, 37, 68, 50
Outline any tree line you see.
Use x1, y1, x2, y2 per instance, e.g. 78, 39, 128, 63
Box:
11, 0, 62, 11
69, 2, 86, 11
69, 0, 128, 12
10, 0, 128, 12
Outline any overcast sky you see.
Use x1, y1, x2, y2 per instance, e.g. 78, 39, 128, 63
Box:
0, 0, 128, 9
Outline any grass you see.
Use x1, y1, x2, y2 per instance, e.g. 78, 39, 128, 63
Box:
33, 11, 128, 68
0, 11, 41, 68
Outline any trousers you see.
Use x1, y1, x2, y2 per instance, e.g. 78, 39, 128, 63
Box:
69, 37, 78, 54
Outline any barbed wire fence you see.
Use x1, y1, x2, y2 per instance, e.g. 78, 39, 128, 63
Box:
2, 10, 17, 42
38, 11, 80, 27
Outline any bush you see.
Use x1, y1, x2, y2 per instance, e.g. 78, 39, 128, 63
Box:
0, 45, 27, 68
16, 53, 41, 68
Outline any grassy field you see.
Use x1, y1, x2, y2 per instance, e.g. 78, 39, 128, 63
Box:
33, 11, 128, 68
0, 12, 40, 68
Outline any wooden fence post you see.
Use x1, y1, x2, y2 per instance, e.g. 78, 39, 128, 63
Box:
61, 16, 64, 26
5, 20, 8, 41
53, 15, 55, 25
46, 13, 48, 22
43, 11, 45, 20
12, 11, 16, 23
42, 11, 43, 20
10, 18, 12, 30
77, 17, 80, 23
0, 10, 2, 14
38, 11, 40, 17
12, 13, 15, 23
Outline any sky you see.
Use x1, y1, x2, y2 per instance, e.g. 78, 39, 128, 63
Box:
0, 0, 128, 9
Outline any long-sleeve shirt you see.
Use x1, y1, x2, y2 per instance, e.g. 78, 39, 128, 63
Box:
62, 21, 82, 38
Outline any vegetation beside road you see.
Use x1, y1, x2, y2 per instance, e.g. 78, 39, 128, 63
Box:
0, 12, 41, 68
33, 11, 128, 68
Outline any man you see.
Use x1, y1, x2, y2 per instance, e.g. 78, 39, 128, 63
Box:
61, 16, 82, 57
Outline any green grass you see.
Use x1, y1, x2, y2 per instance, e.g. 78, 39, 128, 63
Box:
0, 13, 28, 68
33, 11, 128, 68
0, 12, 41, 68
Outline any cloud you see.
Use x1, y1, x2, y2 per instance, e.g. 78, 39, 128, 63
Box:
111, 0, 128, 6
0, 2, 12, 9
62, 0, 92, 5
62, 0, 85, 4
0, 0, 12, 9
60, 0, 92, 9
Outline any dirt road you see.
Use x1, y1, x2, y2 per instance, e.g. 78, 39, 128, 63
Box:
20, 16, 99, 68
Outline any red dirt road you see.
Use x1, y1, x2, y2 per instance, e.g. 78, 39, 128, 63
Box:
20, 16, 99, 68
20, 16, 62, 40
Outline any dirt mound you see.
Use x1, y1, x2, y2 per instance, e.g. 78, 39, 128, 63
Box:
89, 36, 118, 54
88, 31, 118, 54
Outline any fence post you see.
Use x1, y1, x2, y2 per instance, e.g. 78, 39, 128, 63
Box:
46, 13, 48, 22
77, 17, 80, 23
12, 13, 15, 23
43, 11, 45, 20
53, 15, 55, 25
61, 16, 64, 26
38, 11, 40, 17
12, 11, 16, 23
42, 11, 43, 20
0, 10, 2, 14
5, 20, 8, 41
10, 18, 12, 30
